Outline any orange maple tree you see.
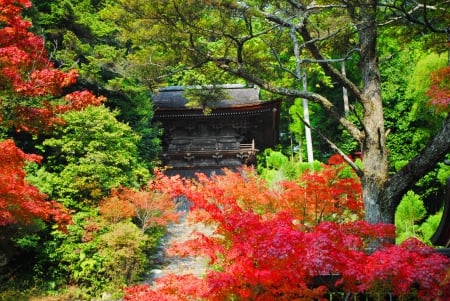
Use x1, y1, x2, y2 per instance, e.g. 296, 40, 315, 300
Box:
99, 175, 182, 232
176, 158, 363, 229
0, 0, 104, 227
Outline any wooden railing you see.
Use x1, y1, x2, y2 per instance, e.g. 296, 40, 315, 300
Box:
240, 139, 255, 150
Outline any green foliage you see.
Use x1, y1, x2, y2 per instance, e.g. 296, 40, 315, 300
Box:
258, 148, 323, 184
437, 160, 450, 185
384, 50, 447, 168
395, 190, 442, 245
28, 0, 161, 169
13, 233, 41, 251
0, 290, 30, 301
264, 149, 289, 169
406, 53, 447, 102
379, 40, 447, 205
27, 105, 149, 210
98, 222, 151, 288
419, 211, 443, 244
34, 210, 159, 298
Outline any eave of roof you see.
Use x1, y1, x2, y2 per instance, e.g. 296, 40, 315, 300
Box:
154, 100, 280, 119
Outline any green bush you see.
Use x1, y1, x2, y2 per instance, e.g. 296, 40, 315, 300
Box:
395, 191, 427, 243
33, 210, 160, 298
99, 222, 150, 288
395, 190, 442, 244
258, 148, 323, 184
27, 105, 150, 210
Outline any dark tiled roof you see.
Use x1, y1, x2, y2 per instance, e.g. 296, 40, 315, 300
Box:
153, 85, 262, 108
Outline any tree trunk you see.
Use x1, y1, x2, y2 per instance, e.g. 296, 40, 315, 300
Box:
357, 1, 392, 224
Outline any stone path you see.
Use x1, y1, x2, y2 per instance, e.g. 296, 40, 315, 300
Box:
144, 213, 214, 284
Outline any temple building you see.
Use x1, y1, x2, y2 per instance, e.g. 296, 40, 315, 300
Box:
153, 85, 281, 177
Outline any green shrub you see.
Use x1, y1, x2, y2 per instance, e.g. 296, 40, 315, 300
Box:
395, 190, 442, 244
27, 105, 150, 210
395, 191, 427, 243
34, 210, 160, 298
99, 222, 150, 288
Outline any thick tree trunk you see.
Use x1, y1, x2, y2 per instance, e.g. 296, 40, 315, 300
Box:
357, 1, 392, 224
356, 2, 450, 225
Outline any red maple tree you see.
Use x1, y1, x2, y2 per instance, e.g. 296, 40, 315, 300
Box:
124, 168, 450, 300
0, 0, 105, 134
0, 0, 104, 227
0, 140, 71, 227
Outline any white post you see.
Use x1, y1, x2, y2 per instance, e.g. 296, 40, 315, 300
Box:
290, 26, 314, 163
303, 75, 314, 163
342, 61, 349, 116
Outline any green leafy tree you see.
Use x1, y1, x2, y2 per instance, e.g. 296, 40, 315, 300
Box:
28, 105, 149, 210
395, 190, 445, 245
104, 0, 450, 226
28, 0, 161, 169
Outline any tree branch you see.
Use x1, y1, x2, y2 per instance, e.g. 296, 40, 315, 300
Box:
385, 113, 450, 210
378, 1, 450, 33
262, 12, 368, 105
213, 60, 364, 143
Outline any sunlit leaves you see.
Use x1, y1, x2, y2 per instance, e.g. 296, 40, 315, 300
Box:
29, 105, 149, 209
395, 191, 426, 243
40, 211, 152, 295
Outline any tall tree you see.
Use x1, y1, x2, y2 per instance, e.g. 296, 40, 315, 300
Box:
106, 0, 450, 225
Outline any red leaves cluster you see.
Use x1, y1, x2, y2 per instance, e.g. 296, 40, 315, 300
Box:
360, 238, 450, 298
0, 140, 71, 227
279, 162, 363, 226
1, 0, 105, 134
0, 0, 72, 97
61, 90, 106, 112
125, 274, 210, 301
427, 66, 450, 113
124, 168, 450, 300
180, 163, 363, 228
